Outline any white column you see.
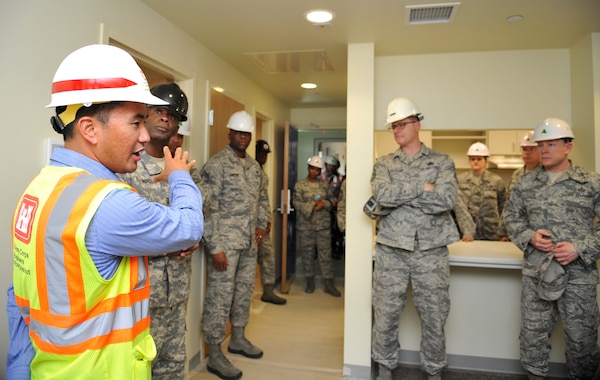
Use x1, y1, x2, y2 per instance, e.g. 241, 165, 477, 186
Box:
343, 43, 375, 378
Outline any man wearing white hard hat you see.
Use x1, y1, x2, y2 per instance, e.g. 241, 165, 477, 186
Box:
504, 118, 600, 379
199, 110, 269, 380
8, 44, 203, 379
505, 131, 540, 211
293, 155, 341, 297
456, 142, 507, 241
371, 97, 459, 380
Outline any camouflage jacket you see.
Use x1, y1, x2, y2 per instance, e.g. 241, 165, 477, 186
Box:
453, 192, 476, 238
199, 145, 268, 254
371, 143, 459, 251
336, 180, 346, 233
118, 151, 200, 306
293, 176, 332, 231
504, 164, 600, 283
457, 170, 507, 240
504, 164, 540, 215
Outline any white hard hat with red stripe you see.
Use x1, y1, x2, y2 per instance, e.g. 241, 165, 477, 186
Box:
46, 44, 168, 108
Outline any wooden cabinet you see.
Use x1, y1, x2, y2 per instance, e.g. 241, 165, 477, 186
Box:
487, 130, 530, 156
431, 130, 487, 169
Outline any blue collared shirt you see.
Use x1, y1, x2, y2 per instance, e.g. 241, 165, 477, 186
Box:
7, 147, 204, 377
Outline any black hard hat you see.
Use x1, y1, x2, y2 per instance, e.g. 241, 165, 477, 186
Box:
256, 139, 271, 153
150, 83, 188, 121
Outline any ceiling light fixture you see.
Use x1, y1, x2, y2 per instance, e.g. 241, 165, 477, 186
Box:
301, 83, 317, 89
506, 15, 523, 22
305, 9, 335, 25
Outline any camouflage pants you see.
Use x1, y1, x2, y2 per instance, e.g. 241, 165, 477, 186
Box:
372, 243, 450, 375
297, 228, 334, 279
150, 300, 188, 379
520, 276, 600, 379
257, 233, 275, 285
201, 248, 257, 344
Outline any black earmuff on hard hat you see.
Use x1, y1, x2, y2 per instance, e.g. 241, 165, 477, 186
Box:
50, 105, 67, 134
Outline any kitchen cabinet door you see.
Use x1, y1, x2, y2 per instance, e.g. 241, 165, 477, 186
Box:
488, 130, 522, 155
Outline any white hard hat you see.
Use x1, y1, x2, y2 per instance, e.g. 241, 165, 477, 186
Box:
227, 111, 255, 133
520, 131, 537, 147
325, 155, 339, 166
178, 120, 191, 136
467, 142, 490, 157
533, 117, 574, 142
307, 155, 324, 169
46, 44, 168, 108
384, 97, 424, 128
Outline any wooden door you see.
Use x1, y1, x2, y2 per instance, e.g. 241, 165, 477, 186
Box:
209, 90, 244, 157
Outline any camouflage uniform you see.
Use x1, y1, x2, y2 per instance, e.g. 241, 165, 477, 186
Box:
457, 170, 507, 240
504, 164, 539, 215
370, 143, 459, 376
453, 192, 476, 238
336, 180, 346, 233
504, 164, 600, 379
119, 151, 199, 379
200, 145, 268, 345
293, 176, 335, 280
257, 169, 275, 286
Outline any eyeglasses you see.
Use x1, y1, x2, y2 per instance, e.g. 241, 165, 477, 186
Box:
389, 120, 418, 131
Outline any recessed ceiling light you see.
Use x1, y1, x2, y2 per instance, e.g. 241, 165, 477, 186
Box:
301, 83, 317, 89
305, 9, 335, 24
506, 15, 523, 22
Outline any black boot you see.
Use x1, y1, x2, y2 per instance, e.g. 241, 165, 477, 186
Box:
261, 284, 287, 305
324, 279, 341, 297
305, 276, 315, 293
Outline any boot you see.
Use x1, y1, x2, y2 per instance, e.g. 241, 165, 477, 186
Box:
427, 373, 442, 380
228, 326, 263, 359
376, 364, 392, 380
324, 279, 341, 297
305, 276, 315, 293
261, 284, 287, 305
207, 344, 242, 380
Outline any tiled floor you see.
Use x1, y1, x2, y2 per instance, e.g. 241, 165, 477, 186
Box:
186, 277, 345, 380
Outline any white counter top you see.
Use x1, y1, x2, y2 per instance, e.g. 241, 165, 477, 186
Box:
448, 240, 523, 269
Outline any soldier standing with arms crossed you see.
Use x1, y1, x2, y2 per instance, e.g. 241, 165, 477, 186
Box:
371, 97, 459, 380
200, 111, 269, 380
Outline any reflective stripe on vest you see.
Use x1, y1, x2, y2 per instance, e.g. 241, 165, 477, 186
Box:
13, 166, 150, 355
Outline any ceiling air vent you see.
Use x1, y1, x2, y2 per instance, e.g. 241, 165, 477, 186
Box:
406, 2, 461, 25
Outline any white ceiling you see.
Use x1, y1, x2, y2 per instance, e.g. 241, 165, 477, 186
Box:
142, 0, 600, 109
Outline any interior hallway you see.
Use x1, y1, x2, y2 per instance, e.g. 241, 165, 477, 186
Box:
186, 276, 346, 380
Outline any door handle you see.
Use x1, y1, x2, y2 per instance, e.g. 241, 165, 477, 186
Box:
278, 189, 294, 214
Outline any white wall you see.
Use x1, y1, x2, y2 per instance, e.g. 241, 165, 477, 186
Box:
570, 33, 600, 172
375, 49, 571, 133
343, 43, 375, 378
0, 0, 290, 376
